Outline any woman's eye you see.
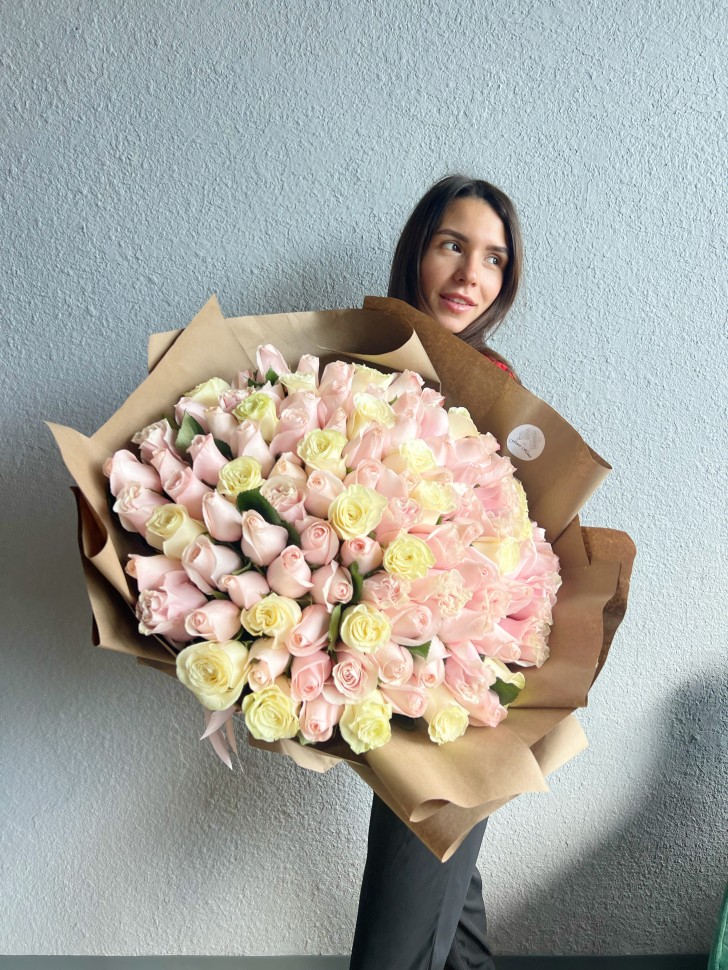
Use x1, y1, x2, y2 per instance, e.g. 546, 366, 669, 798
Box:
485, 254, 500, 266
442, 240, 461, 253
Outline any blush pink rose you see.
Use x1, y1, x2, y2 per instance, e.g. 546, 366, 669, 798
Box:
317, 360, 355, 419
219, 387, 251, 412
386, 602, 439, 647
439, 607, 492, 645
173, 397, 209, 432
113, 483, 170, 533
132, 419, 181, 464
256, 344, 290, 382
126, 555, 183, 591
388, 370, 424, 398
412, 646, 446, 690
182, 535, 243, 594
261, 475, 308, 524
202, 490, 244, 542
188, 434, 229, 486
344, 460, 407, 500
303, 469, 345, 518
323, 407, 347, 436
380, 682, 428, 719
310, 562, 353, 612
219, 571, 270, 609
240, 510, 289, 566
230, 420, 275, 475
295, 353, 320, 381
103, 450, 162, 497
286, 604, 331, 656
135, 571, 207, 643
500, 617, 550, 667
340, 536, 383, 575
290, 650, 332, 702
374, 641, 414, 686
331, 649, 378, 701
266, 545, 313, 598
184, 600, 242, 641
343, 427, 385, 465
446, 681, 506, 728
391, 389, 424, 422
299, 696, 343, 743
381, 416, 419, 454
163, 467, 212, 520
415, 523, 466, 569
205, 408, 240, 445
419, 404, 450, 438
373, 499, 423, 544
149, 448, 189, 486
269, 453, 307, 486
361, 572, 411, 610
300, 518, 340, 567
269, 406, 318, 456
246, 638, 292, 691
477, 624, 521, 662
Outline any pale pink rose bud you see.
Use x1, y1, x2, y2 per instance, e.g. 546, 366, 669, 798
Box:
439, 607, 492, 646
477, 624, 521, 662
299, 695, 343, 743
447, 682, 506, 728
387, 602, 439, 647
391, 390, 424, 427
126, 555, 183, 591
286, 604, 331, 656
260, 475, 308, 524
149, 449, 189, 488
184, 600, 242, 641
136, 571, 207, 643
219, 571, 270, 609
188, 434, 229, 486
388, 370, 424, 399
310, 562, 353, 612
103, 450, 162, 497
219, 387, 251, 412
240, 510, 289, 566
374, 641, 414, 686
343, 428, 385, 465
340, 536, 383, 575
231, 368, 255, 388
421, 387, 445, 407
163, 467, 212, 521
174, 397, 209, 431
380, 682, 428, 719
412, 654, 446, 690
205, 407, 239, 445
269, 454, 307, 486
269, 406, 316, 456
303, 469, 345, 518
445, 656, 496, 701
381, 416, 418, 453
500, 617, 550, 667
417, 523, 466, 569
322, 406, 347, 436
361, 572, 411, 610
113, 483, 170, 533
331, 649, 378, 701
299, 518, 340, 567
132, 419, 181, 464
296, 353, 320, 381
419, 405, 450, 438
256, 344, 290, 382
317, 361, 355, 419
374, 499, 423, 544
266, 546, 313, 598
247, 637, 292, 691
290, 650, 332, 702
446, 639, 485, 672
344, 460, 407, 500
182, 535, 243, 594
202, 491, 244, 542
230, 421, 275, 476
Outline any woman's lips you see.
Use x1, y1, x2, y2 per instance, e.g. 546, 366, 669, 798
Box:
439, 293, 476, 314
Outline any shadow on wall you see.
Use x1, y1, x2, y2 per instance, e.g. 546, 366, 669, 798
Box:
499, 672, 728, 955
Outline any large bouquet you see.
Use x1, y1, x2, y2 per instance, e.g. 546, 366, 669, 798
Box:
104, 341, 561, 757
49, 296, 635, 859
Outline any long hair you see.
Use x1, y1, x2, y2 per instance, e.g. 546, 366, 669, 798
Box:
387, 175, 523, 353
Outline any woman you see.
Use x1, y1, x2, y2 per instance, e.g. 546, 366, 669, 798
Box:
349, 175, 524, 970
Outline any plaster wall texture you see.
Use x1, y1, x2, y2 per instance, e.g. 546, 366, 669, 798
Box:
1, 0, 726, 958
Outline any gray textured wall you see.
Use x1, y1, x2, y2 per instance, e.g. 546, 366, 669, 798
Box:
2, 0, 726, 957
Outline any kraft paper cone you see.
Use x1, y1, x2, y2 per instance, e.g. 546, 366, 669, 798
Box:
49, 296, 635, 861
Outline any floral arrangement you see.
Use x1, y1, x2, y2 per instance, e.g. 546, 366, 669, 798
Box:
103, 343, 561, 756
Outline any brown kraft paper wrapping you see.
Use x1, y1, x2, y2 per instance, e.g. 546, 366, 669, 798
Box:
49, 296, 636, 860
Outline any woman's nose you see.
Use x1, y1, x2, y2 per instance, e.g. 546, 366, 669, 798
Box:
455, 256, 478, 284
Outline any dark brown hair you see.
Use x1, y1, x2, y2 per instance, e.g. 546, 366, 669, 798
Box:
387, 174, 524, 352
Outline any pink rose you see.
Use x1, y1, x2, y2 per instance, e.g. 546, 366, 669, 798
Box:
202, 490, 243, 542
317, 360, 355, 420
331, 649, 378, 701
173, 397, 209, 431
182, 535, 243, 594
260, 475, 308, 524
240, 510, 289, 566
219, 571, 270, 609
290, 650, 332, 702
135, 571, 207, 643
343, 427, 385, 465
310, 562, 353, 612
500, 617, 550, 667
387, 602, 440, 647
380, 682, 428, 719
340, 536, 383, 575
247, 637, 291, 691
412, 640, 446, 689
445, 676, 506, 728
415, 523, 466, 569
188, 434, 229, 486
439, 607, 492, 646
445, 655, 496, 698
286, 604, 331, 656
149, 448, 189, 485
126, 555, 182, 591
266, 545, 313, 598
477, 624, 521, 662
219, 387, 251, 412
230, 421, 275, 475
299, 695, 343, 743
269, 406, 318, 456
256, 344, 290, 382
269, 454, 307, 486
163, 467, 212, 520
131, 419, 181, 464
344, 460, 406, 500
388, 370, 424, 399
419, 404, 450, 438
446, 639, 485, 672
300, 518, 340, 567
103, 450, 162, 497
374, 641, 414, 686
184, 600, 242, 641
323, 407, 347, 436
205, 408, 239, 446
373, 499, 423, 544
113, 483, 170, 533
303, 469, 345, 518
381, 415, 418, 453
361, 572, 411, 610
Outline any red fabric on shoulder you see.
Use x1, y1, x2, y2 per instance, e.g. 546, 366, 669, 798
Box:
480, 351, 516, 380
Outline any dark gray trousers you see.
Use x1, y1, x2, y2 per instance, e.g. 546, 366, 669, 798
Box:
349, 794, 496, 970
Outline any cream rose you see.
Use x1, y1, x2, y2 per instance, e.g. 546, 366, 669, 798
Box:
410, 480, 457, 524
350, 364, 395, 396
297, 429, 348, 478
232, 392, 279, 442
472, 536, 522, 575
176, 639, 249, 710
278, 371, 317, 393
481, 657, 526, 695
217, 457, 264, 498
183, 377, 231, 408
447, 406, 480, 439
241, 593, 302, 643
346, 393, 396, 439
423, 685, 470, 745
339, 690, 393, 754
242, 677, 300, 741
145, 504, 206, 558
339, 603, 392, 653
383, 440, 436, 476
328, 484, 388, 541
382, 532, 436, 581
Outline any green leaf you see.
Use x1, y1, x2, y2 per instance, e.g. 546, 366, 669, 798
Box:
328, 603, 342, 652
247, 377, 263, 388
214, 437, 234, 460
236, 486, 302, 547
265, 367, 280, 384
407, 640, 431, 660
349, 561, 363, 605
175, 412, 205, 452
165, 414, 180, 431
492, 678, 522, 708
208, 590, 228, 600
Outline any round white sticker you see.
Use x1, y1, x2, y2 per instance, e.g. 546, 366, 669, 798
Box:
506, 424, 546, 461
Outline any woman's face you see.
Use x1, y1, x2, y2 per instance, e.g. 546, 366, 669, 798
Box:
418, 196, 508, 334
